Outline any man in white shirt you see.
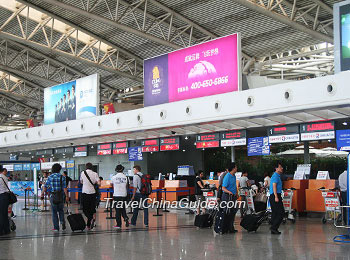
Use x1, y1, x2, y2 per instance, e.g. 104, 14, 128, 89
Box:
111, 164, 129, 229
80, 163, 100, 230
339, 171, 348, 224
239, 171, 250, 217
0, 165, 10, 236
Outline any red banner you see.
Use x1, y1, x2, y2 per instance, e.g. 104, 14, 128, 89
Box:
103, 103, 115, 114
26, 119, 34, 128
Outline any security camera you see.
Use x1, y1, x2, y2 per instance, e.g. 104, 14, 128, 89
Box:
70, 143, 74, 145
171, 131, 176, 135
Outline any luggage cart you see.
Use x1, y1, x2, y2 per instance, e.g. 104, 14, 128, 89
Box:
320, 189, 342, 224
239, 187, 255, 215
281, 189, 296, 224
202, 187, 218, 210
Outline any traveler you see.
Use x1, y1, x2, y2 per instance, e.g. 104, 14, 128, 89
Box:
269, 162, 284, 235
221, 163, 238, 233
40, 171, 49, 210
130, 165, 149, 227
338, 170, 348, 225
80, 163, 100, 230
41, 163, 69, 232
239, 170, 251, 217
217, 168, 229, 202
195, 170, 205, 215
264, 173, 271, 189
111, 164, 130, 229
0, 165, 10, 236
63, 171, 72, 187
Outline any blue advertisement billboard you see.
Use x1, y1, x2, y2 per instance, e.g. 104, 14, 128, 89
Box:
248, 137, 270, 156
44, 74, 99, 125
31, 163, 40, 170
128, 147, 143, 161
23, 163, 31, 171
336, 129, 350, 151
9, 181, 34, 196
13, 164, 23, 171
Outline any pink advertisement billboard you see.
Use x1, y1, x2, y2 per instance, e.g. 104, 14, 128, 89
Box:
144, 34, 240, 107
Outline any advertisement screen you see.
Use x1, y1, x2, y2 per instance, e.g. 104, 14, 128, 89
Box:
44, 74, 99, 125
144, 34, 240, 106
336, 129, 350, 151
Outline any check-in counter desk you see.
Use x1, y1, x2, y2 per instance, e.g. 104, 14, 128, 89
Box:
149, 180, 165, 201
305, 180, 336, 212
283, 180, 309, 213
163, 180, 195, 202
99, 180, 113, 201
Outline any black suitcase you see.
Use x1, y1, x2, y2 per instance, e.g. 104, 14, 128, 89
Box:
194, 210, 216, 228
240, 211, 268, 232
67, 213, 86, 232
214, 210, 231, 234
254, 201, 267, 213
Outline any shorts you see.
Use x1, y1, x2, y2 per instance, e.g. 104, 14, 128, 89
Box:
195, 195, 205, 202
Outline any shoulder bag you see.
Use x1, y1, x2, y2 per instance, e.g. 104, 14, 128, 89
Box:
52, 175, 64, 205
1, 177, 17, 204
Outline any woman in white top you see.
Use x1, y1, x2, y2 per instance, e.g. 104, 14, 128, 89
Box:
0, 165, 10, 235
264, 173, 271, 190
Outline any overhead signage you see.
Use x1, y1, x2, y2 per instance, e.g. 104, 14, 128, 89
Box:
14, 164, 23, 171
128, 147, 143, 161
141, 139, 159, 152
97, 143, 112, 155
23, 163, 31, 171
74, 146, 88, 157
144, 34, 241, 107
220, 130, 246, 146
54, 147, 74, 154
31, 163, 40, 171
196, 133, 220, 148
300, 121, 335, 141
36, 149, 53, 156
41, 161, 66, 170
44, 74, 99, 125
268, 125, 300, 143
66, 160, 75, 169
247, 137, 270, 156
160, 137, 180, 151
113, 142, 129, 155
336, 129, 350, 151
9, 154, 18, 161
3, 164, 14, 171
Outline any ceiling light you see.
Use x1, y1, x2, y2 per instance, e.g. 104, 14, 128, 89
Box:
343, 122, 348, 126
182, 150, 186, 152
185, 136, 189, 140
12, 114, 19, 118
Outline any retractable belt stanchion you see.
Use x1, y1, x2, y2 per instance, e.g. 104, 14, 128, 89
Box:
106, 188, 115, 219
22, 188, 29, 210
185, 189, 194, 215
162, 188, 170, 213
153, 189, 163, 217
41, 193, 49, 212
128, 189, 133, 215
104, 188, 111, 213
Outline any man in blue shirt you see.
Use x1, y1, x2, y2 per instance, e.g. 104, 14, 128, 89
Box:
42, 164, 69, 232
221, 162, 238, 233
269, 162, 284, 234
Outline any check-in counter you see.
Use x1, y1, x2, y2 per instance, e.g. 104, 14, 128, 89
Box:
305, 180, 336, 212
283, 180, 309, 213
163, 180, 194, 202
100, 180, 113, 201
149, 180, 165, 201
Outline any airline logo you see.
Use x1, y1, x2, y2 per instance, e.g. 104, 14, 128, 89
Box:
268, 134, 300, 144
220, 138, 246, 147
301, 131, 335, 141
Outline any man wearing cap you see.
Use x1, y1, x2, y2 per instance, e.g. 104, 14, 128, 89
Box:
111, 164, 130, 229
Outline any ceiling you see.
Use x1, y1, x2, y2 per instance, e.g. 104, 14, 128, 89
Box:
0, 0, 340, 129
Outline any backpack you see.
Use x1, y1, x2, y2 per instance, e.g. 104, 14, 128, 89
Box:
136, 174, 152, 196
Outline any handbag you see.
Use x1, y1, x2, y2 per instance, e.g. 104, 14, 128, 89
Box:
254, 192, 268, 203
1, 177, 17, 204
52, 175, 63, 205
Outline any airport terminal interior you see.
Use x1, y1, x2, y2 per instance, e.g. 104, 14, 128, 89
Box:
1, 0, 350, 259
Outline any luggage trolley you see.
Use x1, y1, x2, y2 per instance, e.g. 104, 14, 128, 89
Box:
239, 187, 255, 215
320, 189, 342, 224
281, 188, 296, 224
202, 186, 218, 210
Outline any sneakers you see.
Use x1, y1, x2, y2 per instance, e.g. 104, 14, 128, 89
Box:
113, 225, 121, 229
145, 225, 149, 228
90, 219, 96, 230
125, 219, 130, 227
51, 229, 59, 232
62, 223, 66, 231
270, 229, 281, 235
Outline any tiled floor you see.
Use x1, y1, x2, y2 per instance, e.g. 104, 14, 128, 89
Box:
1, 201, 350, 260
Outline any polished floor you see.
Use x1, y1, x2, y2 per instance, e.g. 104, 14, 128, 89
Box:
1, 201, 350, 260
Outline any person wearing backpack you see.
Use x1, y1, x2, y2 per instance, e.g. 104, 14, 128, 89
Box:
80, 163, 101, 230
130, 165, 151, 227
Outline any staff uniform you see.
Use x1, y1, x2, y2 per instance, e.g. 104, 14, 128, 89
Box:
0, 174, 10, 235
221, 172, 238, 232
80, 169, 99, 228
339, 171, 348, 224
269, 172, 284, 231
111, 172, 129, 228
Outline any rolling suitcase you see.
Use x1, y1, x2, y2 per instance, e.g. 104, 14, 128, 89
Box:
195, 210, 217, 228
240, 211, 268, 232
214, 210, 231, 234
67, 213, 86, 232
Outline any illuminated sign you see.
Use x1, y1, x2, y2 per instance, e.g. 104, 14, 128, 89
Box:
300, 121, 335, 141
74, 146, 88, 157
196, 141, 220, 148
97, 143, 112, 155
196, 133, 220, 149
220, 130, 246, 146
268, 125, 300, 143
160, 137, 180, 151
141, 139, 159, 153
113, 142, 129, 155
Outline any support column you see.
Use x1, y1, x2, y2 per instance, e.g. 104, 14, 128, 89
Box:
304, 141, 310, 164
231, 146, 235, 163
